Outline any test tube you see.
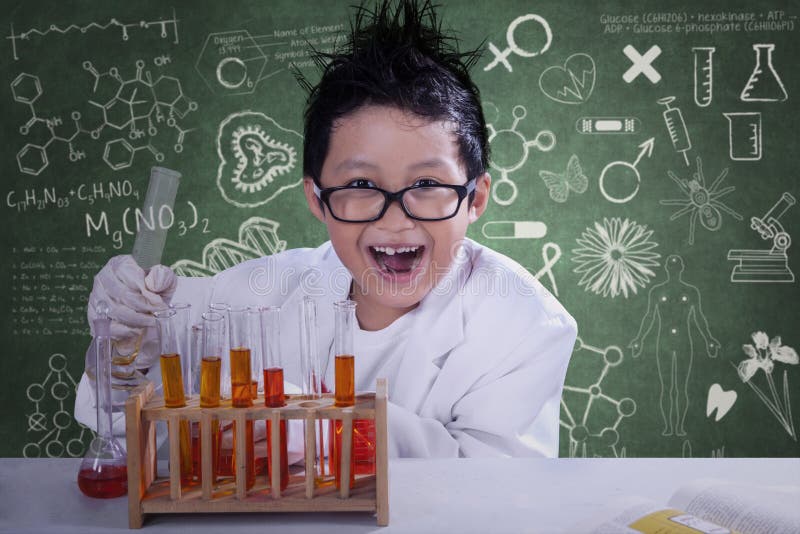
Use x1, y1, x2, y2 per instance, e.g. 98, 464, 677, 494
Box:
227, 305, 256, 489
200, 311, 224, 485
692, 47, 715, 108
170, 302, 193, 399
334, 301, 356, 407
333, 300, 356, 490
155, 308, 193, 484
300, 296, 323, 399
261, 306, 289, 491
229, 306, 254, 408
201, 312, 224, 408
209, 302, 231, 398
300, 297, 330, 484
156, 309, 185, 408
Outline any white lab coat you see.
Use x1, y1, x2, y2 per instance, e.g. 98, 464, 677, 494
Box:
76, 238, 576, 457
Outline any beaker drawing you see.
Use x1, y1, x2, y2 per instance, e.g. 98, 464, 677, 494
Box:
740, 44, 787, 102
724, 112, 762, 161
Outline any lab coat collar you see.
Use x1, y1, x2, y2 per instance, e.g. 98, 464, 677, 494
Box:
275, 240, 469, 408
390, 241, 469, 410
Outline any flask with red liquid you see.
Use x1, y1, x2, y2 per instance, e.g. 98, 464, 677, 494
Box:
77, 301, 128, 498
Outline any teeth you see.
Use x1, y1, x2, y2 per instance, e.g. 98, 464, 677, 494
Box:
372, 245, 420, 255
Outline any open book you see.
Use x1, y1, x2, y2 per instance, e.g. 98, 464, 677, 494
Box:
572, 479, 800, 534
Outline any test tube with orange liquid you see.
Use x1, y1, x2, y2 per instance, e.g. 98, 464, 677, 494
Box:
227, 305, 256, 489
333, 300, 356, 489
260, 306, 289, 491
155, 308, 193, 485
199, 310, 225, 484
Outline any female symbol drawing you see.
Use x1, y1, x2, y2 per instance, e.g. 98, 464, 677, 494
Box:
628, 255, 719, 437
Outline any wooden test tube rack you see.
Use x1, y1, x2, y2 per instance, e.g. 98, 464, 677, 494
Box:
125, 378, 389, 528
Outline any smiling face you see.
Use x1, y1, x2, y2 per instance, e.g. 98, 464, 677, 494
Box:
303, 105, 490, 330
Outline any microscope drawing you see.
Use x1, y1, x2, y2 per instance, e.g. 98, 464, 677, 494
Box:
728, 192, 795, 283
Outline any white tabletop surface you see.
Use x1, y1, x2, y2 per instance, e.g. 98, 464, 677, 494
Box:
1, 457, 798, 533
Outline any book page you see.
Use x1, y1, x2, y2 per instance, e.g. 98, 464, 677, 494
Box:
568, 497, 731, 534
668, 479, 800, 534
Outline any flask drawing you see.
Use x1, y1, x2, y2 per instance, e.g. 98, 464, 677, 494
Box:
740, 44, 787, 102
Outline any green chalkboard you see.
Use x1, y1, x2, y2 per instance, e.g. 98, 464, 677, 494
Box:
1, 0, 798, 459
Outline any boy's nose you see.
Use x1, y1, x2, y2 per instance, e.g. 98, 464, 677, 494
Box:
374, 198, 415, 230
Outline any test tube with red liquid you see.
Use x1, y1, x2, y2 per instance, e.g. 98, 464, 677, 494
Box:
261, 306, 289, 490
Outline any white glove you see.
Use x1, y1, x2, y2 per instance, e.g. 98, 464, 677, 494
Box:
87, 255, 178, 369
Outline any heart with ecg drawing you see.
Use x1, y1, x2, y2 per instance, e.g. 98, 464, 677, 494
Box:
538, 53, 596, 105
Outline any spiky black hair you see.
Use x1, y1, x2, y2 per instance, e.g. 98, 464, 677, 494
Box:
296, 0, 489, 190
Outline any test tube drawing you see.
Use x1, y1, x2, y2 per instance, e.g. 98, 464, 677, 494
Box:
692, 47, 715, 107
657, 96, 692, 166
724, 112, 762, 161
261, 306, 289, 491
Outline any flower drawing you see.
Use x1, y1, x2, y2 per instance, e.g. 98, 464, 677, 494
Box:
571, 218, 660, 298
737, 331, 798, 440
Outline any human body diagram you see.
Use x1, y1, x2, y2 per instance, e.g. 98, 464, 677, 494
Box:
628, 255, 719, 436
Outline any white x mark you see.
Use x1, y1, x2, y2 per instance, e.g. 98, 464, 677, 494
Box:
623, 45, 662, 84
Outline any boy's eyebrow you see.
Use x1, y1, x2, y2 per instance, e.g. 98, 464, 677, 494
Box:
334, 158, 449, 173
334, 158, 380, 173
408, 158, 448, 172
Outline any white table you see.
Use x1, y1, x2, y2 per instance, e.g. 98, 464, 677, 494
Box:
1, 458, 798, 533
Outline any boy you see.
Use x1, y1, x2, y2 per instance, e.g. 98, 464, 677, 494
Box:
75, 0, 576, 458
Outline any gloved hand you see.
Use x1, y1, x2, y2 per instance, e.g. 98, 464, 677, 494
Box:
87, 255, 178, 370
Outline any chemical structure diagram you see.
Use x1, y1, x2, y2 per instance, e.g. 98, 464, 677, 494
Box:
560, 336, 637, 458
12, 57, 197, 175
23, 353, 93, 458
485, 102, 556, 206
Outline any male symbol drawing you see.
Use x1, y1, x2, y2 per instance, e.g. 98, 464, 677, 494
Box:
628, 255, 719, 436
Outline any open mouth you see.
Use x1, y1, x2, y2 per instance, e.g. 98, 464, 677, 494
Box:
368, 245, 425, 275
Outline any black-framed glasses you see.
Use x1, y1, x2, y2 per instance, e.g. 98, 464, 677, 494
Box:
313, 179, 476, 223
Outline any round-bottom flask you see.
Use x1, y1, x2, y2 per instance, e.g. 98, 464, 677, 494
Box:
78, 302, 128, 498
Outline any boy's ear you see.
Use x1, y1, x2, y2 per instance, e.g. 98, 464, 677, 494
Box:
303, 177, 326, 223
468, 172, 491, 223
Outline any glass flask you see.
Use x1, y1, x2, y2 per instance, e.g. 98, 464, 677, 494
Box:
77, 301, 128, 498
741, 44, 787, 102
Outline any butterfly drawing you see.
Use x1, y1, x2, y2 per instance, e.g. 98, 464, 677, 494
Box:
539, 154, 588, 203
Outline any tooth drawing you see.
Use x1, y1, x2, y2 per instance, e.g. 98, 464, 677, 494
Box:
706, 383, 737, 422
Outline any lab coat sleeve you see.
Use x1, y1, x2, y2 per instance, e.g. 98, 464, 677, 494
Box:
387, 402, 460, 457
386, 313, 575, 458
448, 313, 577, 457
